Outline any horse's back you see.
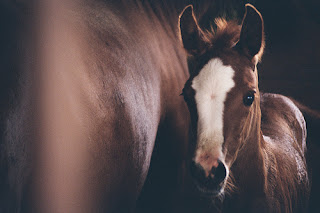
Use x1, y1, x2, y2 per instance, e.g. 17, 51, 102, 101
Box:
260, 93, 309, 212
261, 93, 307, 152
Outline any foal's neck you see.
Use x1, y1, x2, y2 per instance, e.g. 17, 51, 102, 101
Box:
233, 99, 267, 194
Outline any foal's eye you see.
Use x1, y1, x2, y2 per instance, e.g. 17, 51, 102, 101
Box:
243, 92, 255, 106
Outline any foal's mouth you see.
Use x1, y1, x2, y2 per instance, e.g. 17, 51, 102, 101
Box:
192, 179, 225, 197
190, 160, 227, 197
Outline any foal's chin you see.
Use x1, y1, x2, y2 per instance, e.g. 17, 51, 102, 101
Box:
192, 178, 226, 198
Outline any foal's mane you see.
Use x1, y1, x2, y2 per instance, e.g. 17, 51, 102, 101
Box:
202, 17, 264, 60
201, 18, 241, 51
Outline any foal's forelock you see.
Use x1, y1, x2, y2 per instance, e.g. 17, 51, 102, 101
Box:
192, 58, 235, 162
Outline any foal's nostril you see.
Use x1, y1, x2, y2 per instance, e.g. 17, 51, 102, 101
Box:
211, 165, 217, 174
190, 160, 227, 191
211, 160, 227, 184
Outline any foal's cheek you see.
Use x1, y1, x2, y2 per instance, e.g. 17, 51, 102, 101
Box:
223, 138, 240, 162
223, 121, 245, 163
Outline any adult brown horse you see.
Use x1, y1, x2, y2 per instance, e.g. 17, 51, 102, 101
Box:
1, 0, 192, 212
179, 4, 309, 212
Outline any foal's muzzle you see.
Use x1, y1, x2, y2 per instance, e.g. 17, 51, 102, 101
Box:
190, 160, 227, 196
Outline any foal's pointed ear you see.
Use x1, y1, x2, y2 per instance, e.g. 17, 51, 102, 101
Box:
179, 5, 207, 55
238, 4, 265, 60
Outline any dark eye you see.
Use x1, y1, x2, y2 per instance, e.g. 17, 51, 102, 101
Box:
243, 92, 255, 106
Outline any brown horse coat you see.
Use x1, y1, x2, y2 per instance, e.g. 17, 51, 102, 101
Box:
3, 0, 191, 212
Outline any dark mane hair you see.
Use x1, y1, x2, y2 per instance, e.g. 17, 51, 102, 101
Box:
201, 17, 264, 60
204, 18, 241, 50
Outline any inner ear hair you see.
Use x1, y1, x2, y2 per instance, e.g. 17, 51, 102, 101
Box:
238, 4, 265, 60
179, 5, 207, 56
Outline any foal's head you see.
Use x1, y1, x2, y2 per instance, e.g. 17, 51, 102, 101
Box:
179, 4, 264, 196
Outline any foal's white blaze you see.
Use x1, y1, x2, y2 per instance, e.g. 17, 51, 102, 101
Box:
192, 58, 235, 172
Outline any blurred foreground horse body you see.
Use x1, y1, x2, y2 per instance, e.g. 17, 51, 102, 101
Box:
1, 0, 191, 212
179, 4, 310, 212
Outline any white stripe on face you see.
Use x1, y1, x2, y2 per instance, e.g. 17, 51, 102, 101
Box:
192, 58, 235, 163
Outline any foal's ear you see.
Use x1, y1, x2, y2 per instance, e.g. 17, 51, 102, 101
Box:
179, 5, 207, 56
237, 4, 265, 60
